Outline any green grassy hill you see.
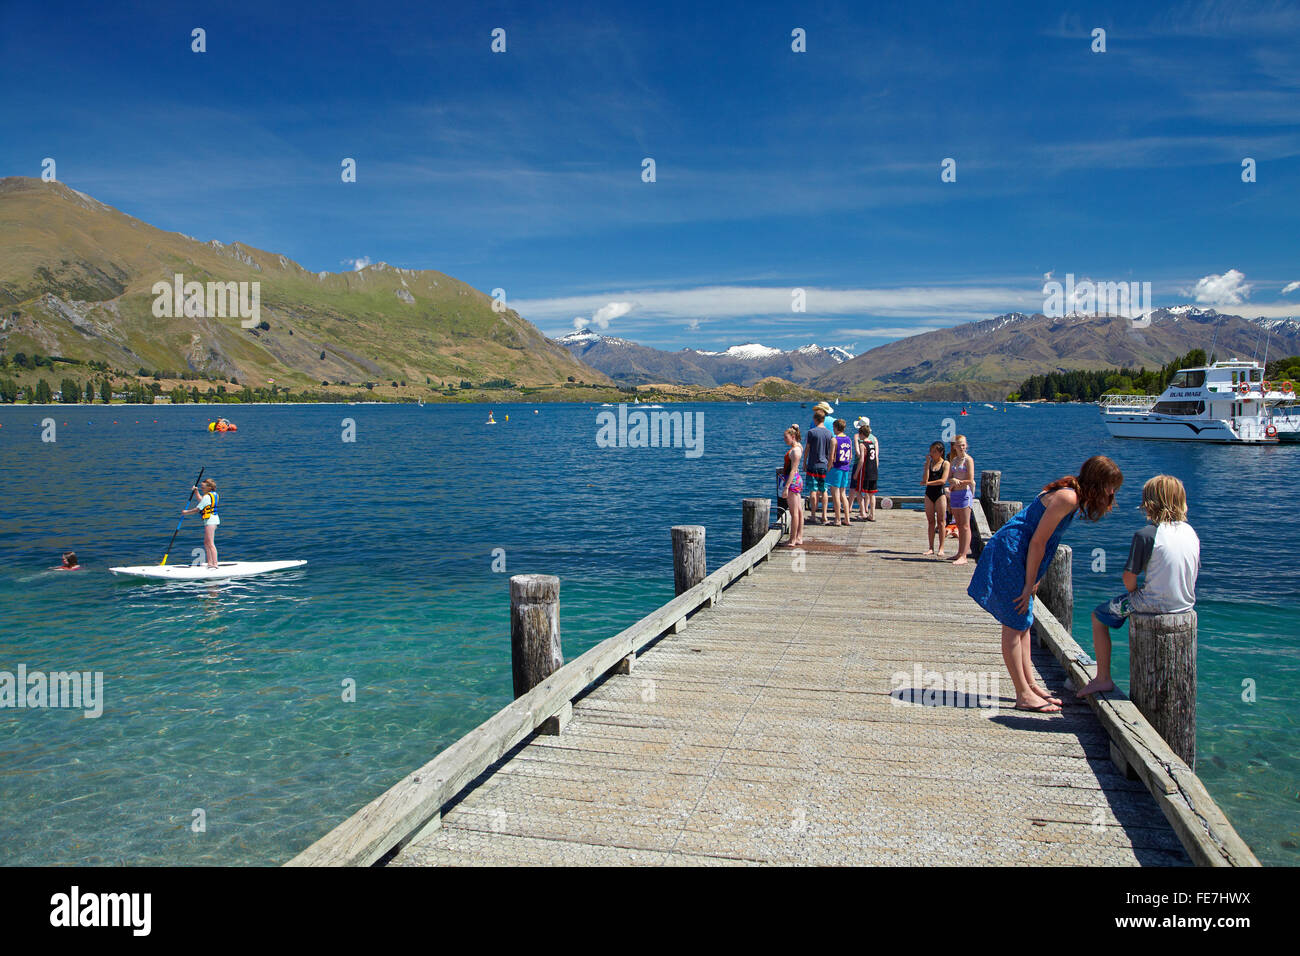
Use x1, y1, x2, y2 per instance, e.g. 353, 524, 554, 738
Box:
0, 177, 608, 390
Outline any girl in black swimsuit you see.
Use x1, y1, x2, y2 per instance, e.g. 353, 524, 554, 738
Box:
921, 441, 950, 556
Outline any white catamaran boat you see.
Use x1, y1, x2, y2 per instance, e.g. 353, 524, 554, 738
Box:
1101, 360, 1298, 444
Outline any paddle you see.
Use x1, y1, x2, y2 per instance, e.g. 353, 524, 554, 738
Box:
161, 467, 204, 566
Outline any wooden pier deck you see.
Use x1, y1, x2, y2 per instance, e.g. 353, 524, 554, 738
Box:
385, 509, 1189, 866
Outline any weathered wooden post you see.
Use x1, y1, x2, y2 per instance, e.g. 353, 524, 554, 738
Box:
1129, 611, 1198, 768
510, 574, 568, 734
672, 525, 707, 595
742, 497, 770, 553
991, 500, 1022, 533
1037, 544, 1073, 632
980, 470, 1001, 517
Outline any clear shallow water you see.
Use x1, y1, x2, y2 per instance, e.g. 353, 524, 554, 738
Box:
0, 401, 1296, 865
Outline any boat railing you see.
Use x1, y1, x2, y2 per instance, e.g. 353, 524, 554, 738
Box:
1100, 393, 1158, 410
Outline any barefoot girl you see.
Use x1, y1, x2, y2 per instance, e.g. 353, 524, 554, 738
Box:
182, 478, 221, 568
967, 456, 1123, 713
948, 435, 975, 565
921, 441, 950, 556
782, 426, 805, 546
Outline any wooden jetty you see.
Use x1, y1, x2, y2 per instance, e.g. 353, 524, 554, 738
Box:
290, 486, 1258, 867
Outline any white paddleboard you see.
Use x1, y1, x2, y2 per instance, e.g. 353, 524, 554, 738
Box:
109, 560, 307, 581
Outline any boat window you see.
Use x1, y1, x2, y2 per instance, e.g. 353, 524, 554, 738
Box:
1169, 370, 1206, 388
1152, 401, 1202, 415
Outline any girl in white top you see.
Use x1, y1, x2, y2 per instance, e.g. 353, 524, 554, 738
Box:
182, 478, 221, 568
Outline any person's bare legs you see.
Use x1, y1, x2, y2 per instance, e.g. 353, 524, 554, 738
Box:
1077, 613, 1117, 697
204, 525, 219, 568
1018, 624, 1061, 705
952, 508, 971, 565
787, 489, 804, 545
1002, 626, 1057, 711
934, 499, 947, 557
924, 498, 937, 553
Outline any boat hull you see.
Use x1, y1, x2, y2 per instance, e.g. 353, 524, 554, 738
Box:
1104, 416, 1276, 443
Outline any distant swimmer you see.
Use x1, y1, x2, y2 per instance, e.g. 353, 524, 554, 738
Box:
52, 551, 82, 571
181, 478, 221, 568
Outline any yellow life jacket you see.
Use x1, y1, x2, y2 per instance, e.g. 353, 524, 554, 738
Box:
202, 491, 219, 520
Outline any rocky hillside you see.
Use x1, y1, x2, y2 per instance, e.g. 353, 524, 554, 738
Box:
0, 178, 607, 388
812, 308, 1300, 400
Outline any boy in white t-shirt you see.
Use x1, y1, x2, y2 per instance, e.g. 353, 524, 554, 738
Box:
1077, 475, 1199, 698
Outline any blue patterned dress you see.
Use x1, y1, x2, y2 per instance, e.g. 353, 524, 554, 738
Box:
967, 493, 1075, 629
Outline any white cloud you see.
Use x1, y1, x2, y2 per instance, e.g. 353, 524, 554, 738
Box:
1283, 280, 1300, 295
572, 300, 634, 331
516, 284, 1043, 330
343, 256, 371, 271
591, 301, 633, 329
1190, 269, 1252, 305
686, 319, 701, 331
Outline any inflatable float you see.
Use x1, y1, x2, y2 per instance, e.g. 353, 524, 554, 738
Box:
208, 420, 238, 432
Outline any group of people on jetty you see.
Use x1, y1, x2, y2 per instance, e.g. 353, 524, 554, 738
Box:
780, 407, 1201, 715
779, 402, 977, 563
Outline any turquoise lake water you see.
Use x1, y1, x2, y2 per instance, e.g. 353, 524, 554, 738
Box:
1, 401, 1296, 865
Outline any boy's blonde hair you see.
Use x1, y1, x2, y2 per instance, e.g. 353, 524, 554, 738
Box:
1141, 474, 1187, 524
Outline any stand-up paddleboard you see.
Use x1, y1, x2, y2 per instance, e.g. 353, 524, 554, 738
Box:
110, 560, 307, 581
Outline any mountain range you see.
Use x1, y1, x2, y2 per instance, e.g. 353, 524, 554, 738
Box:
558, 329, 854, 386
0, 177, 604, 390
6, 177, 1298, 402
560, 309, 1300, 400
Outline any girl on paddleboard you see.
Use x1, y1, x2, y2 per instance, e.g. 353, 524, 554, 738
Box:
182, 478, 221, 568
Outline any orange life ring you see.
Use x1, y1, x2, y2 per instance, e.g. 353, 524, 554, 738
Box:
1285, 381, 1295, 392
1266, 424, 1278, 438
1262, 380, 1271, 392
1237, 383, 1250, 395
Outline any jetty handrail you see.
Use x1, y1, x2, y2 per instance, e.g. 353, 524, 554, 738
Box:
287, 525, 782, 867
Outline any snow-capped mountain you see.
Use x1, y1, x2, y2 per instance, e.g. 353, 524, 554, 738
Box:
815, 307, 1300, 400
557, 331, 855, 386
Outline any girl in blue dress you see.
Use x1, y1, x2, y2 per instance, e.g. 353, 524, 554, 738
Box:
967, 456, 1123, 713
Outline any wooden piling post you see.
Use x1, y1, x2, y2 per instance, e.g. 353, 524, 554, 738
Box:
980, 470, 1001, 517
510, 574, 562, 699
742, 498, 770, 553
672, 525, 707, 596
1037, 544, 1073, 631
991, 500, 1022, 532
1129, 611, 1198, 768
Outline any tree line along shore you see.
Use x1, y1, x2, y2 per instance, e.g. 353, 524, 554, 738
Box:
7, 347, 1295, 407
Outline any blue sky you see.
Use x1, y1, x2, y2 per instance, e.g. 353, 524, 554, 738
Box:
3, 0, 1298, 351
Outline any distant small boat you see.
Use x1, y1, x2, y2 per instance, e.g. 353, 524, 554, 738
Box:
983, 403, 996, 409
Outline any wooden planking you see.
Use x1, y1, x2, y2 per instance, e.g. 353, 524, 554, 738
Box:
1030, 605, 1258, 866
287, 526, 782, 866
388, 510, 1209, 867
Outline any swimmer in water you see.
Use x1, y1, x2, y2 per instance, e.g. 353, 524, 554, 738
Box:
52, 551, 81, 570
